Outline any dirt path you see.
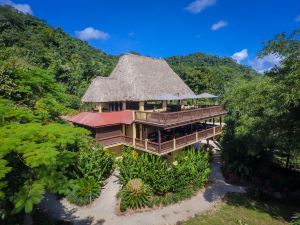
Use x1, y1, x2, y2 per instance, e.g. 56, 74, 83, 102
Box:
40, 141, 244, 225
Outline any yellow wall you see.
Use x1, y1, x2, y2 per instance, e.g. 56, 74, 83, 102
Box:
126, 124, 133, 137
107, 144, 123, 156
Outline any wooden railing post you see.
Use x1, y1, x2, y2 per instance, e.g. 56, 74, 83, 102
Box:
132, 123, 136, 146
145, 139, 148, 150
173, 138, 176, 150
196, 132, 198, 141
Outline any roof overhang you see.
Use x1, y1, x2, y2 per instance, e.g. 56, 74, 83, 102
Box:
65, 110, 133, 128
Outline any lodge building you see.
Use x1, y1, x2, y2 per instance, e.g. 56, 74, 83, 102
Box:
66, 54, 226, 157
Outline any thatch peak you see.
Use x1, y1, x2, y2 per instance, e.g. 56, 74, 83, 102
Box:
82, 54, 196, 103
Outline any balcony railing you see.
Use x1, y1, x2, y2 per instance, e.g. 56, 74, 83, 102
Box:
96, 126, 222, 155
134, 106, 226, 127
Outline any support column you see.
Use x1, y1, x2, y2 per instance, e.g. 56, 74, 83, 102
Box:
98, 103, 103, 113
132, 123, 136, 146
145, 127, 148, 139
122, 101, 126, 110
220, 116, 222, 128
122, 124, 125, 136
162, 100, 167, 111
139, 124, 143, 140
139, 101, 145, 111
213, 118, 215, 125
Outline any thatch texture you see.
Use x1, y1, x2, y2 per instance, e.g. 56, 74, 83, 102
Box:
82, 54, 196, 102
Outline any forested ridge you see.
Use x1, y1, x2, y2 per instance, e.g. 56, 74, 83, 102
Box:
167, 52, 258, 97
0, 6, 117, 110
0, 5, 258, 112
0, 5, 299, 225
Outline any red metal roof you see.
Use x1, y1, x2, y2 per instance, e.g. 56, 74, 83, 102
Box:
66, 110, 133, 128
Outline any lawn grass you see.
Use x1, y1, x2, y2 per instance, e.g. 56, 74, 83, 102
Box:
183, 193, 299, 225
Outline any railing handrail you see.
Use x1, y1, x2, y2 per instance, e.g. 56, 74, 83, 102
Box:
96, 126, 222, 154
96, 135, 123, 141
135, 105, 223, 116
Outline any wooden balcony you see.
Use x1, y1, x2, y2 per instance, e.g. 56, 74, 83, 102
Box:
134, 106, 226, 128
96, 125, 222, 155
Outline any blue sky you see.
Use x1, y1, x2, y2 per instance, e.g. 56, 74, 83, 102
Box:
1, 0, 300, 71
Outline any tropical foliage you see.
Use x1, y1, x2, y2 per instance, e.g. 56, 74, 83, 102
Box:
0, 7, 117, 223
167, 52, 259, 98
221, 30, 300, 198
119, 179, 152, 211
0, 106, 113, 223
117, 147, 211, 211
67, 144, 114, 205
0, 5, 117, 109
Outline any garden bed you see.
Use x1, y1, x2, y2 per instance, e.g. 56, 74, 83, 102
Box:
116, 147, 211, 213
115, 186, 207, 216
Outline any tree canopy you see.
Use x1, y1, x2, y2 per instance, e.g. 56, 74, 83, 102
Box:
222, 30, 300, 180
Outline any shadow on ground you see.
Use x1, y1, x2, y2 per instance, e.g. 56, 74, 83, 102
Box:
39, 193, 106, 225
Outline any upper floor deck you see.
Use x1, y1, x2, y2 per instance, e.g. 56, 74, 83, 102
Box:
134, 105, 226, 128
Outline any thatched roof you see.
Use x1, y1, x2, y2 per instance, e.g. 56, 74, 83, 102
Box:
82, 54, 196, 102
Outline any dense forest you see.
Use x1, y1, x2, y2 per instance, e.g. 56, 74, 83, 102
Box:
0, 5, 299, 225
0, 6, 258, 112
167, 52, 258, 97
0, 6, 117, 110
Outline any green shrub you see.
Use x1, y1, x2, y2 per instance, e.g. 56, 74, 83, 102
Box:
67, 178, 99, 206
67, 144, 114, 206
75, 143, 114, 182
119, 179, 151, 212
170, 148, 211, 191
290, 213, 300, 225
117, 148, 170, 194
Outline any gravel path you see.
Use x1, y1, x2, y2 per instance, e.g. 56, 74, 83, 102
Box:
40, 141, 244, 225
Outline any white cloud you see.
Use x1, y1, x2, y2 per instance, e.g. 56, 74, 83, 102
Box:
0, 0, 32, 14
295, 14, 300, 22
185, 0, 216, 14
211, 20, 228, 31
231, 49, 248, 63
249, 54, 282, 73
75, 27, 110, 41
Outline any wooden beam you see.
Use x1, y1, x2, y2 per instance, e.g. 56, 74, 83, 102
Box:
132, 123, 136, 146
